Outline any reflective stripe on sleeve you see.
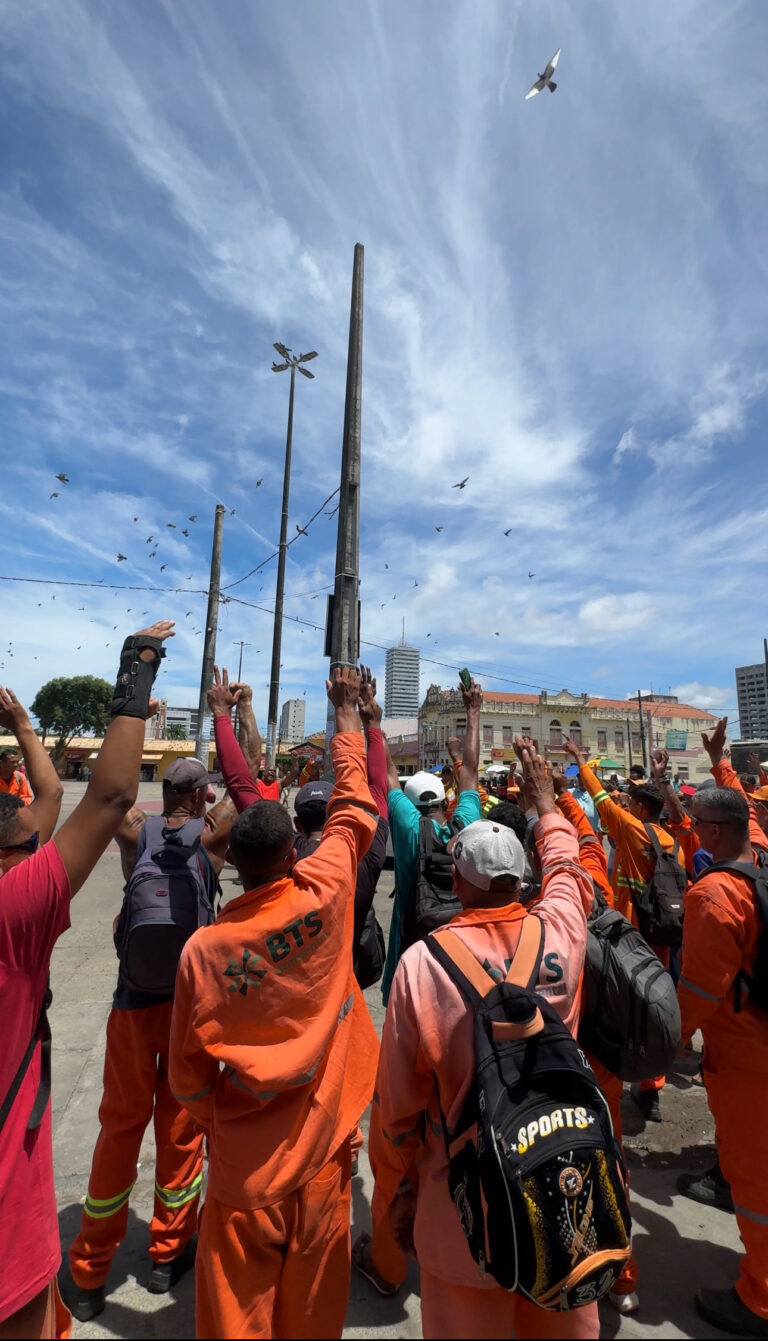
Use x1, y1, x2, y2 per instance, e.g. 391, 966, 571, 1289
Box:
678, 976, 723, 1003
593, 790, 609, 804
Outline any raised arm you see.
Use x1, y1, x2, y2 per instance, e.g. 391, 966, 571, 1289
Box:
208, 667, 262, 813
563, 737, 631, 845
229, 679, 262, 783
703, 717, 768, 852
0, 688, 63, 844
458, 675, 482, 794
53, 621, 174, 895
358, 665, 388, 818
650, 748, 686, 826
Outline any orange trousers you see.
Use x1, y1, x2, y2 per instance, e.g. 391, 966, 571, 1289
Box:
196, 1143, 352, 1339
0, 1280, 70, 1341
370, 1185, 409, 1287
706, 1068, 768, 1319
420, 1268, 599, 1339
69, 1004, 203, 1289
588, 1056, 639, 1297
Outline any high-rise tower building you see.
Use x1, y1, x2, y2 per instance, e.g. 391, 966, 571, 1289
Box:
735, 662, 768, 739
280, 698, 306, 745
385, 640, 420, 718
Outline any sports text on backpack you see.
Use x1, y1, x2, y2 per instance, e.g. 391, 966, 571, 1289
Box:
426, 917, 631, 1310
400, 814, 465, 950
580, 896, 681, 1081
699, 860, 768, 1012
116, 816, 215, 994
631, 824, 687, 946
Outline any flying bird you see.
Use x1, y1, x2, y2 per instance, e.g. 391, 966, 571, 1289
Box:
55, 473, 69, 484
160, 564, 167, 572
116, 554, 127, 563
435, 525, 444, 532
384, 562, 389, 569
182, 528, 189, 537
186, 611, 193, 617
146, 536, 154, 543
49, 492, 59, 499
149, 550, 157, 558
256, 479, 263, 487
495, 632, 500, 636
133, 516, 139, 522
167, 522, 176, 528
296, 524, 308, 537
229, 509, 236, 516
504, 528, 512, 536
525, 47, 561, 99
412, 580, 419, 587
528, 571, 536, 579
188, 515, 197, 522
452, 477, 469, 489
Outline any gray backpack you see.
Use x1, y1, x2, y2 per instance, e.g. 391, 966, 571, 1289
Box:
579, 899, 681, 1081
116, 817, 215, 994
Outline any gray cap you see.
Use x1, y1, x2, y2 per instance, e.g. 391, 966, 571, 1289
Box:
163, 758, 210, 791
295, 780, 333, 814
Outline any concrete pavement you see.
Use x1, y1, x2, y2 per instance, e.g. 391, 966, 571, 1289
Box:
49, 782, 742, 1338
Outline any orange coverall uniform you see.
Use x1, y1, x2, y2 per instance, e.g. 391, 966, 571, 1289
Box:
169, 732, 380, 1340
679, 864, 768, 1320
556, 792, 639, 1297
578, 763, 684, 1095
370, 811, 600, 1340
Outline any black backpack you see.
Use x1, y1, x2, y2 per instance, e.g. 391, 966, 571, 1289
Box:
580, 898, 681, 1080
426, 917, 631, 1310
116, 817, 216, 994
401, 814, 464, 950
631, 825, 687, 946
700, 860, 768, 1012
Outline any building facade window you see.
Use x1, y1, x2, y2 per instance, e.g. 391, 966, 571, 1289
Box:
483, 724, 493, 746
502, 726, 513, 746
615, 729, 624, 751
550, 720, 562, 748
569, 721, 582, 746
521, 724, 532, 738
597, 729, 607, 752
631, 731, 641, 753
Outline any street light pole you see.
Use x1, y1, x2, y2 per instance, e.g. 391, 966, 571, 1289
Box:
266, 342, 317, 765
232, 640, 252, 739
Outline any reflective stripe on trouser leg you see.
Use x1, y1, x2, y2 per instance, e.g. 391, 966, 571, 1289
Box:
148, 1043, 205, 1264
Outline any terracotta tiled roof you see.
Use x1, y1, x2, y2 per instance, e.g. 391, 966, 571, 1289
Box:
428, 689, 716, 722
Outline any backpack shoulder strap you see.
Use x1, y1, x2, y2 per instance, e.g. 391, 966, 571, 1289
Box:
427, 929, 495, 1006
505, 914, 545, 989
140, 814, 167, 851
0, 980, 52, 1136
419, 813, 437, 862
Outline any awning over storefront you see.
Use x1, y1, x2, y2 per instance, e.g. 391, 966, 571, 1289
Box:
141, 754, 163, 763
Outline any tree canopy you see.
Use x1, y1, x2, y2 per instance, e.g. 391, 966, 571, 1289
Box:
165, 723, 187, 741
30, 675, 113, 765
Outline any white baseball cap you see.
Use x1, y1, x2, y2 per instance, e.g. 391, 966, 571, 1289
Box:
403, 771, 446, 809
452, 819, 526, 891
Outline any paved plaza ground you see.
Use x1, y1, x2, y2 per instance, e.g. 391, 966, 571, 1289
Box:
49, 782, 743, 1338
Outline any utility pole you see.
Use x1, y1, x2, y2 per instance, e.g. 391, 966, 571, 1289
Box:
626, 717, 633, 773
232, 640, 252, 739
324, 243, 364, 769
194, 504, 225, 766
266, 341, 317, 765
636, 690, 648, 772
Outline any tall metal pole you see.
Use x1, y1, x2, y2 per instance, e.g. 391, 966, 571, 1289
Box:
636, 690, 648, 772
266, 364, 296, 765
626, 717, 633, 773
324, 243, 364, 769
194, 504, 225, 766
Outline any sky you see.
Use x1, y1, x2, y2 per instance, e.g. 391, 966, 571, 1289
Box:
1, 0, 766, 739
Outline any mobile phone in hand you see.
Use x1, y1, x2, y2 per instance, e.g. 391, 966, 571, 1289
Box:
458, 668, 472, 691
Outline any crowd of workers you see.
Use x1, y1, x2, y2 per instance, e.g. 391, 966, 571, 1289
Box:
1, 619, 768, 1340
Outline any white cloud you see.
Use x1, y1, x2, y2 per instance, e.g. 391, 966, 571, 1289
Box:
671, 683, 734, 713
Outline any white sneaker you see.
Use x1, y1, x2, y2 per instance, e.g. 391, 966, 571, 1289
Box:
609, 1289, 639, 1314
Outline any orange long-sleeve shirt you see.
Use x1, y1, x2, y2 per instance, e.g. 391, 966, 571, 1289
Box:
556, 790, 613, 908
679, 865, 768, 1074
578, 763, 683, 922
169, 731, 380, 1210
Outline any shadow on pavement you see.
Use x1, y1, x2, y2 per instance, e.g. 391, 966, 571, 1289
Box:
347, 1169, 420, 1332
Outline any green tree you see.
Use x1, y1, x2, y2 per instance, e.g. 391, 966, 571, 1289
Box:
30, 675, 113, 768
165, 723, 187, 741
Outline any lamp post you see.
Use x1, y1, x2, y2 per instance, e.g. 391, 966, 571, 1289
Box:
266, 342, 317, 765
232, 640, 253, 738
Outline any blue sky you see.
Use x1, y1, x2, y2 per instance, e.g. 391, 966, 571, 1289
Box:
1, 0, 766, 738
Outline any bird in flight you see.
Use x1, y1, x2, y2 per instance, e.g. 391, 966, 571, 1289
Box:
528, 571, 536, 579
229, 508, 236, 516
146, 536, 154, 543
452, 477, 469, 489
188, 515, 197, 522
525, 47, 560, 99
296, 524, 309, 537
186, 611, 193, 617
504, 528, 512, 536
182, 528, 189, 537
435, 525, 444, 532
256, 479, 263, 487
412, 580, 419, 587
116, 554, 127, 563
49, 492, 59, 499
133, 516, 139, 522
160, 564, 167, 572
55, 473, 69, 484
167, 522, 176, 529
149, 550, 157, 558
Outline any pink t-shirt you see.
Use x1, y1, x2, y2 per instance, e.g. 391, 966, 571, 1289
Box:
0, 842, 71, 1321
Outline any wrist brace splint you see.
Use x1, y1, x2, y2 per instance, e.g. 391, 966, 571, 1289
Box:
110, 636, 166, 720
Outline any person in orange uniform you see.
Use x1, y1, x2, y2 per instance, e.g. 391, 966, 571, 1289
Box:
563, 738, 684, 1123
169, 667, 380, 1340
678, 783, 768, 1338
552, 769, 640, 1316
0, 747, 33, 804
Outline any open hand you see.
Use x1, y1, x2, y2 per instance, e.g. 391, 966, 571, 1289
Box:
326, 666, 361, 713
357, 665, 382, 726
551, 762, 570, 796
0, 686, 31, 733
516, 736, 556, 816
207, 665, 240, 717
702, 716, 727, 766
228, 680, 253, 707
